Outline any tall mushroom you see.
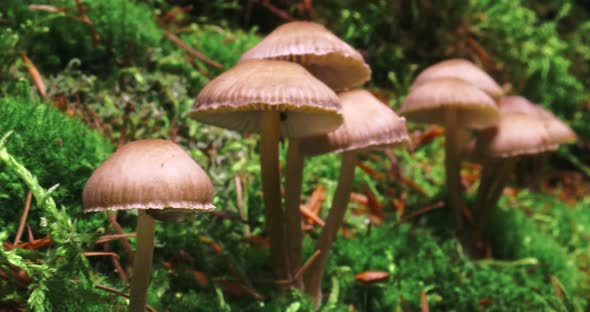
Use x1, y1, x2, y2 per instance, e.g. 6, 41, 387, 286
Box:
190, 59, 342, 287
239, 21, 371, 91
399, 78, 498, 232
299, 90, 410, 306
240, 21, 371, 285
410, 59, 504, 99
83, 139, 214, 312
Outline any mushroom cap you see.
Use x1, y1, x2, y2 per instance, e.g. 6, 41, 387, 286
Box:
498, 96, 576, 145
191, 59, 342, 138
299, 90, 410, 156
83, 139, 215, 213
497, 96, 553, 118
475, 113, 556, 158
239, 21, 371, 91
545, 116, 577, 146
410, 59, 503, 98
399, 78, 499, 129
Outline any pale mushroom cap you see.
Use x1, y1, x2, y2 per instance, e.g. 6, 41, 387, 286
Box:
191, 59, 342, 138
300, 90, 410, 156
545, 117, 577, 146
475, 113, 556, 158
498, 96, 576, 145
239, 21, 371, 91
498, 96, 553, 119
411, 59, 504, 98
400, 78, 499, 129
83, 139, 215, 213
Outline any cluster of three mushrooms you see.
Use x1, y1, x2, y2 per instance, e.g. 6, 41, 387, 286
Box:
192, 22, 410, 306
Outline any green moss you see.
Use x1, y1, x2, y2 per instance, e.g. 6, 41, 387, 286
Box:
1, 0, 162, 72
0, 87, 112, 231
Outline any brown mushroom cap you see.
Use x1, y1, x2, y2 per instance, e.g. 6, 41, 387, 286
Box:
191, 59, 342, 138
299, 90, 410, 156
410, 59, 504, 98
400, 78, 498, 129
475, 113, 556, 158
83, 139, 214, 213
239, 21, 371, 91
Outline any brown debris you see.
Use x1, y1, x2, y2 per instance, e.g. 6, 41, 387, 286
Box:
19, 52, 46, 98
355, 271, 389, 283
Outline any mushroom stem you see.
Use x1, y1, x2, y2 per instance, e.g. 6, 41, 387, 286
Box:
485, 158, 517, 216
474, 157, 517, 254
259, 111, 290, 286
128, 211, 156, 312
305, 151, 357, 308
444, 109, 464, 232
284, 138, 304, 289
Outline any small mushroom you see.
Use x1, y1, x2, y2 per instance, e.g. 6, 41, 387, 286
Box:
496, 96, 576, 187
473, 113, 556, 256
297, 90, 409, 306
191, 59, 341, 285
399, 78, 498, 232
83, 139, 214, 312
410, 58, 504, 99
239, 21, 371, 91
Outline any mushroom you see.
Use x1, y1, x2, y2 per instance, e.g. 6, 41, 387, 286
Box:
296, 90, 409, 306
239, 21, 371, 91
82, 139, 214, 312
496, 96, 576, 187
410, 59, 504, 99
399, 78, 498, 232
191, 59, 342, 286
472, 113, 556, 256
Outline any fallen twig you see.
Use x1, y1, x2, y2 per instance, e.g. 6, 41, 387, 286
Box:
401, 201, 444, 222
164, 31, 223, 69
95, 284, 158, 312
19, 52, 47, 98
83, 251, 120, 259
96, 233, 136, 244
13, 191, 32, 246
257, 0, 297, 22
106, 211, 134, 262
300, 205, 325, 227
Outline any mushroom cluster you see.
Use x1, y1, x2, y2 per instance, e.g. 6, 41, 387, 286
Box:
191, 20, 410, 301
79, 22, 577, 310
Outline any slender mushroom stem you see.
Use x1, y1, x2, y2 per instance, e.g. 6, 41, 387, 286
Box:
475, 158, 495, 227
128, 211, 156, 312
473, 157, 517, 254
444, 109, 464, 232
484, 158, 517, 216
305, 151, 357, 308
259, 111, 290, 286
284, 138, 304, 289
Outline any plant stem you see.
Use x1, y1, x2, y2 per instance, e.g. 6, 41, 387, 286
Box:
444, 109, 464, 232
305, 151, 356, 308
284, 138, 304, 289
128, 211, 156, 312
259, 111, 290, 286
